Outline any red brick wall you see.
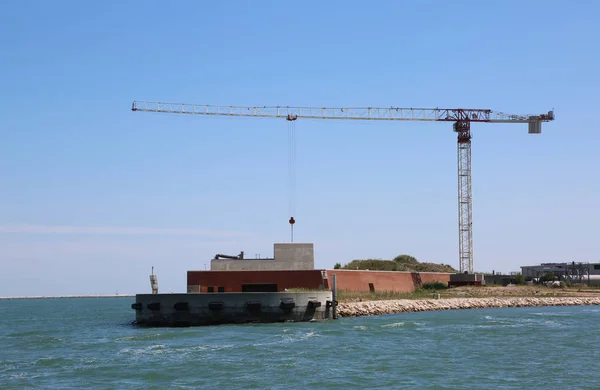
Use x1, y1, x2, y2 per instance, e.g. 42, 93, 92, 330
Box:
325, 270, 451, 293
187, 270, 325, 292
187, 270, 451, 293
419, 273, 451, 285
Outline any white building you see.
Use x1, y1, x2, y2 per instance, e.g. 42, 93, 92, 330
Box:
521, 262, 600, 283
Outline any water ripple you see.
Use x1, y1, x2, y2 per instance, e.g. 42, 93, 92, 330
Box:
0, 298, 599, 388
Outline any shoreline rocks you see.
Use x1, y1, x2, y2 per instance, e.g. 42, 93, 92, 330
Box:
337, 297, 600, 317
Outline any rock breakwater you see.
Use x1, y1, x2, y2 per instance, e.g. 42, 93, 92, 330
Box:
337, 297, 600, 317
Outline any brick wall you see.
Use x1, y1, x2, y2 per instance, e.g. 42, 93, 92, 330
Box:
326, 270, 451, 293
187, 270, 325, 293
419, 272, 452, 285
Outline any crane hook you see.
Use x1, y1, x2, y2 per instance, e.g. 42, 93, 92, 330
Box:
289, 217, 295, 243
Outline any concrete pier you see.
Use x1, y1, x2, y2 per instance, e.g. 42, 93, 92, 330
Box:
132, 291, 334, 327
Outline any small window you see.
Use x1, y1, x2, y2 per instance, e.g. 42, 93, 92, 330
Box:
594, 265, 600, 270
218, 286, 225, 293
369, 283, 375, 293
207, 286, 214, 293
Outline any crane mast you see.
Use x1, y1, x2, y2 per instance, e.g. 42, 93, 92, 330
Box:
455, 120, 473, 275
131, 101, 554, 274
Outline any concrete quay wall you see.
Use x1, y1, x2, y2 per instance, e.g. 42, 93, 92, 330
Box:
133, 291, 334, 327
337, 297, 600, 317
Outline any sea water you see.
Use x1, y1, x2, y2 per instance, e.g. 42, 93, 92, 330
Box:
0, 297, 598, 389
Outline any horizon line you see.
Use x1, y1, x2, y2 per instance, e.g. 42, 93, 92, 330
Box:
0, 294, 137, 300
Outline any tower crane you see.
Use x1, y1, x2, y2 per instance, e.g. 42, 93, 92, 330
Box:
131, 101, 555, 274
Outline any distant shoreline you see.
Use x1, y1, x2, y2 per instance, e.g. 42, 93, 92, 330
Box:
0, 294, 136, 300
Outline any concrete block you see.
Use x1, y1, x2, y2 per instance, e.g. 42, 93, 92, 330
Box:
274, 243, 314, 269
132, 291, 334, 326
210, 243, 315, 271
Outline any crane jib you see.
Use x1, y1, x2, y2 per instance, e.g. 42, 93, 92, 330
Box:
131, 101, 553, 124
130, 99, 554, 274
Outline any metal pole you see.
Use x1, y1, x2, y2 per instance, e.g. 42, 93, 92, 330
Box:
332, 274, 337, 320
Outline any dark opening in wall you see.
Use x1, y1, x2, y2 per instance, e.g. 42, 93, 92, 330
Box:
207, 286, 214, 293
242, 283, 278, 292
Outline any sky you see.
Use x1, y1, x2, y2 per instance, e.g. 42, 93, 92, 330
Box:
1, 0, 598, 296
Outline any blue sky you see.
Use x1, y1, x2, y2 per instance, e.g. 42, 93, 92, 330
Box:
1, 0, 598, 296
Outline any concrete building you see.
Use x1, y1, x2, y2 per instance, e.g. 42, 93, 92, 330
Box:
449, 273, 485, 286
136, 241, 452, 327
210, 243, 314, 271
521, 262, 600, 283
186, 241, 451, 293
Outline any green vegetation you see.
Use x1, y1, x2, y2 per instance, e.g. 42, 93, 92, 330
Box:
541, 272, 556, 282
514, 273, 525, 285
393, 254, 418, 264
338, 254, 457, 273
421, 281, 448, 290
283, 288, 324, 292
343, 259, 398, 271
333, 262, 342, 269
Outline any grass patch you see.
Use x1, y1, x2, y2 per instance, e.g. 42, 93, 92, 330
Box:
283, 288, 324, 293
340, 259, 457, 273
572, 284, 600, 290
421, 281, 448, 290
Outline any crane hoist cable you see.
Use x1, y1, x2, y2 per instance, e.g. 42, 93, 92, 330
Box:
287, 114, 297, 242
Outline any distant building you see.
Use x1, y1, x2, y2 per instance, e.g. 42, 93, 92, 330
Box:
520, 262, 600, 283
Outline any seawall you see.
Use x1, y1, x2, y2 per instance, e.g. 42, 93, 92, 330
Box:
133, 291, 334, 326
337, 297, 600, 317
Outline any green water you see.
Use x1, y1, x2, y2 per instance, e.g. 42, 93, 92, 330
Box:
0, 297, 598, 389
